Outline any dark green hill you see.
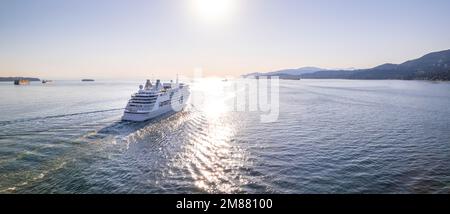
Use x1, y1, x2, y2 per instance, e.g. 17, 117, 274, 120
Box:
302, 49, 450, 80
0, 77, 40, 82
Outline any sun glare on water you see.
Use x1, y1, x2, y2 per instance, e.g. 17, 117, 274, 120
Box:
191, 0, 237, 23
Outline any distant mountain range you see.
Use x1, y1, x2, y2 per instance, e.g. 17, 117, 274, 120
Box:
245, 67, 327, 77
245, 49, 450, 81
0, 77, 40, 82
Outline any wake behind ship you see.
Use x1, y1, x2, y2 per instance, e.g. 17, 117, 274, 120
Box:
122, 78, 190, 122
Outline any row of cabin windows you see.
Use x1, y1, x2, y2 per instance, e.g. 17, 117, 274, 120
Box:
130, 101, 156, 104
159, 100, 171, 107
131, 98, 157, 102
133, 95, 157, 98
133, 97, 157, 100
129, 103, 154, 107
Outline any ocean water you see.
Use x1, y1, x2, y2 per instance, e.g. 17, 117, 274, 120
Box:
0, 79, 449, 194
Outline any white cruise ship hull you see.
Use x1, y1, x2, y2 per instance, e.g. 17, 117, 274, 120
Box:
122, 103, 187, 122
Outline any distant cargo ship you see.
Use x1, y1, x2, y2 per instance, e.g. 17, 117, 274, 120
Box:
81, 79, 95, 82
42, 80, 53, 84
14, 79, 30, 85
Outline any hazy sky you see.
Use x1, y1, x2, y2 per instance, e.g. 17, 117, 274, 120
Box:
1, 0, 450, 79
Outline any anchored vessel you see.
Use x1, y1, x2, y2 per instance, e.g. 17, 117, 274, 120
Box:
122, 78, 190, 122
14, 79, 30, 85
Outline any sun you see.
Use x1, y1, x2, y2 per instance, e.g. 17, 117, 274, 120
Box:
191, 0, 237, 23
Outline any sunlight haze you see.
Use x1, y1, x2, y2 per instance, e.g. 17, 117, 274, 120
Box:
1, 0, 450, 79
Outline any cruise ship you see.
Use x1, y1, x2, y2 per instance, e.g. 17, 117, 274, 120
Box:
122, 78, 190, 122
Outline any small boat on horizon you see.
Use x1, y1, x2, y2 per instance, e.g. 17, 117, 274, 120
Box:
14, 79, 30, 85
42, 80, 53, 84
81, 79, 95, 82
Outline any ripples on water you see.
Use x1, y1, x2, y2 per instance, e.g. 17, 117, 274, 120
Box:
0, 80, 449, 193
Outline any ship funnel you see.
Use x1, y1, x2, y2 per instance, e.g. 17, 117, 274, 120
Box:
156, 79, 161, 89
144, 79, 152, 89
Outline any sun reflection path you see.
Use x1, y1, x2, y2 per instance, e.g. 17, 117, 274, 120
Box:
176, 79, 249, 193
190, 78, 235, 119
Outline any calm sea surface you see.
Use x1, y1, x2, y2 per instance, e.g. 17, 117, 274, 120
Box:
0, 79, 449, 193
